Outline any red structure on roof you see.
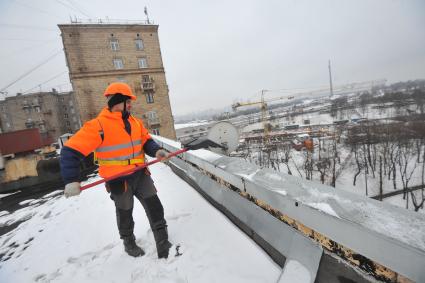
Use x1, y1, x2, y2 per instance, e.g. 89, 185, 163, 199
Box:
0, 129, 52, 155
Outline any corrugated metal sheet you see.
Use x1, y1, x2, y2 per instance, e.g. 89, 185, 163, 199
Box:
41, 135, 54, 146
0, 129, 43, 155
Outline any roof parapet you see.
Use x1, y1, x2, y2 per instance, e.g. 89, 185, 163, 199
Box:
154, 135, 425, 283
62, 18, 154, 26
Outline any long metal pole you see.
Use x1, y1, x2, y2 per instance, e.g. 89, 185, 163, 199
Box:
80, 148, 188, 191
328, 60, 334, 97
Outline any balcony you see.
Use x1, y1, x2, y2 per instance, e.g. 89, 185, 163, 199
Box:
141, 76, 155, 92
141, 81, 155, 92
25, 120, 35, 128
147, 117, 160, 127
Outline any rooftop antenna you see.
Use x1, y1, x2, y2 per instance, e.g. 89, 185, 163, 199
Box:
0, 91, 7, 100
328, 59, 334, 98
144, 6, 150, 24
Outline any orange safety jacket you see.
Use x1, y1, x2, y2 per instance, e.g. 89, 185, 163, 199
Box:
65, 107, 151, 178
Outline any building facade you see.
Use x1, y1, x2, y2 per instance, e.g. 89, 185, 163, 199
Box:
0, 90, 80, 141
58, 23, 176, 139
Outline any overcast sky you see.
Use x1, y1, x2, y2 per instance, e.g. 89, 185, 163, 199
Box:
0, 0, 424, 116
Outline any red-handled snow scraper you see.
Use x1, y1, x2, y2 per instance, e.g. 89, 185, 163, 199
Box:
80, 137, 225, 191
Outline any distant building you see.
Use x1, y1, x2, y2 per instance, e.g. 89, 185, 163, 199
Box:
175, 121, 214, 143
0, 90, 80, 140
58, 22, 176, 139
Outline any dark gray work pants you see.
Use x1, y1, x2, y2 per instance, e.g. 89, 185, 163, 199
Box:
107, 170, 167, 240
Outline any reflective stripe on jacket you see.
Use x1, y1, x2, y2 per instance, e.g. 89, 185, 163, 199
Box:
65, 107, 151, 178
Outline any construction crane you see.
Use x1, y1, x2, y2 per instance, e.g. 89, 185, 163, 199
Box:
231, 79, 386, 143
232, 90, 295, 141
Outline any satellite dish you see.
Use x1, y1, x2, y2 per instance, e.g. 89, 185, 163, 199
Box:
207, 122, 239, 155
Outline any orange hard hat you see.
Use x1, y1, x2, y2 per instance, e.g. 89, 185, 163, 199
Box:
103, 82, 136, 100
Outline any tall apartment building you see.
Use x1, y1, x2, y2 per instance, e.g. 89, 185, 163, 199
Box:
0, 90, 81, 140
58, 22, 176, 139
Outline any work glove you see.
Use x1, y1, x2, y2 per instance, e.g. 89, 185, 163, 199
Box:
64, 182, 81, 198
155, 149, 170, 162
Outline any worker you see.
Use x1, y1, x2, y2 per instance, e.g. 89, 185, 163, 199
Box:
60, 82, 172, 258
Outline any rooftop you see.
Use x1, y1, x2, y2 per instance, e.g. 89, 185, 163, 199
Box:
1, 135, 424, 282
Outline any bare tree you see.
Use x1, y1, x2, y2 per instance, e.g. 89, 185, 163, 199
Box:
303, 150, 314, 180
353, 148, 363, 186
410, 190, 425, 212
330, 135, 338, 187
378, 156, 383, 201
280, 142, 293, 175
397, 141, 418, 209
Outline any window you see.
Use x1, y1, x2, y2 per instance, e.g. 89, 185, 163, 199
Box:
110, 39, 119, 51
66, 121, 70, 126
147, 111, 157, 120
113, 59, 124, 69
6, 122, 11, 128
34, 106, 41, 113
63, 105, 67, 111
152, 128, 160, 135
71, 107, 75, 114
146, 92, 154, 104
117, 76, 126, 82
69, 100, 73, 106
64, 114, 68, 118
135, 39, 144, 50
24, 108, 31, 114
138, 58, 148, 68
25, 119, 34, 128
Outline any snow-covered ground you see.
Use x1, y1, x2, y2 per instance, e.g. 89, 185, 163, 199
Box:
0, 163, 281, 282
174, 121, 210, 130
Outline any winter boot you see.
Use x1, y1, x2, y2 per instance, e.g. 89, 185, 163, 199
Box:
123, 235, 145, 257
153, 222, 172, 259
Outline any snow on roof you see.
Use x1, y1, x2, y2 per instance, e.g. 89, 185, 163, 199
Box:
0, 163, 281, 282
210, 156, 425, 252
278, 260, 311, 282
152, 134, 182, 149
174, 120, 211, 130
190, 148, 223, 163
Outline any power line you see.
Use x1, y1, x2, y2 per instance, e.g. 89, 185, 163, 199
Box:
0, 49, 63, 93
0, 23, 57, 31
23, 70, 68, 94
0, 38, 58, 42
64, 0, 92, 18
1, 39, 59, 58
55, 0, 90, 18
10, 0, 64, 20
